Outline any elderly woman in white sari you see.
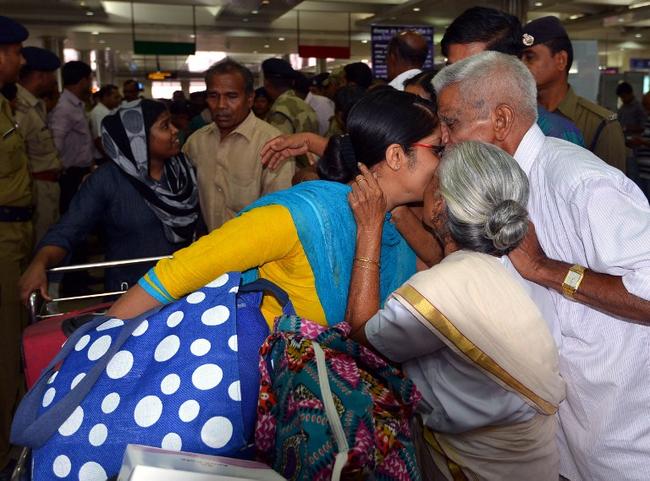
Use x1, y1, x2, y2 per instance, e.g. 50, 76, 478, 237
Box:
345, 141, 566, 481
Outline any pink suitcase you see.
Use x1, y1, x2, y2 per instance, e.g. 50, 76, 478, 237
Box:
22, 256, 168, 388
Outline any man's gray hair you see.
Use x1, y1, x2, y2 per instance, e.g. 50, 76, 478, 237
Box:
433, 51, 538, 124
439, 140, 530, 255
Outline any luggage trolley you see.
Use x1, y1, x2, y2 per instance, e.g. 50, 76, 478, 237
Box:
14, 256, 170, 481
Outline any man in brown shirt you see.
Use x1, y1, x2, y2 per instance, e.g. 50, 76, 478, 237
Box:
0, 15, 31, 478
16, 47, 62, 244
183, 58, 293, 232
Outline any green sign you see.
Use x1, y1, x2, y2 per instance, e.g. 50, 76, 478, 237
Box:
133, 41, 196, 56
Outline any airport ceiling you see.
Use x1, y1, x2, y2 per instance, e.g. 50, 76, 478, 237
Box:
4, 0, 650, 74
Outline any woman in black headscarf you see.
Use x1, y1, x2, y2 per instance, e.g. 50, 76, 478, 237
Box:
20, 99, 199, 303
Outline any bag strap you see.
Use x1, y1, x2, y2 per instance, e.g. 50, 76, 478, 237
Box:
11, 307, 159, 448
588, 119, 608, 152
312, 342, 349, 481
240, 278, 296, 316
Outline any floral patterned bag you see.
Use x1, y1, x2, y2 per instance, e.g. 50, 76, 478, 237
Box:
255, 315, 422, 481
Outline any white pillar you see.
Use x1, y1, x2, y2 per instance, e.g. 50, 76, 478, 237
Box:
180, 78, 190, 98
502, 0, 528, 21
95, 49, 116, 87
42, 36, 66, 90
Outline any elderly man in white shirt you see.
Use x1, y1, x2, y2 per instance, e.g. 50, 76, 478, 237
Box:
433, 51, 650, 481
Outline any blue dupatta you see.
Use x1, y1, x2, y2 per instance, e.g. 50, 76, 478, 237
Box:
240, 180, 416, 325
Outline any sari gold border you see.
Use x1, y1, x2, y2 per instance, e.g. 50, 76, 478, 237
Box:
423, 427, 469, 481
395, 284, 557, 416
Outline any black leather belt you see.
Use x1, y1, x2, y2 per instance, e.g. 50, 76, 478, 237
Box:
0, 205, 33, 222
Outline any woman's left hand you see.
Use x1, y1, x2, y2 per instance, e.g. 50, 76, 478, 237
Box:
348, 163, 386, 235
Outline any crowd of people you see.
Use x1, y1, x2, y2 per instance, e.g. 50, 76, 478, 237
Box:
1, 5, 650, 481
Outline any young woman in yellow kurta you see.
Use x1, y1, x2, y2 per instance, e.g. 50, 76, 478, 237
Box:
141, 204, 324, 327
108, 89, 442, 327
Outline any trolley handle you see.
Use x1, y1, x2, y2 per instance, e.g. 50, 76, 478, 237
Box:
28, 255, 172, 324
47, 255, 171, 273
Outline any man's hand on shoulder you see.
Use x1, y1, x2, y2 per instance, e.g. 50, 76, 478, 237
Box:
508, 221, 551, 283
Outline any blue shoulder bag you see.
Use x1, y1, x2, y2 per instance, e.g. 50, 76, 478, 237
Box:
11, 272, 293, 481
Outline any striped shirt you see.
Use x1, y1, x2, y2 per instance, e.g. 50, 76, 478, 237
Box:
48, 89, 94, 169
514, 124, 650, 481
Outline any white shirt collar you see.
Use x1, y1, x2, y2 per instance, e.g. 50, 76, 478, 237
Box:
62, 88, 83, 108
388, 68, 421, 91
513, 123, 545, 176
93, 102, 110, 114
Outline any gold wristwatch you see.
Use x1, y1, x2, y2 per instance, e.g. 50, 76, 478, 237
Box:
562, 264, 586, 299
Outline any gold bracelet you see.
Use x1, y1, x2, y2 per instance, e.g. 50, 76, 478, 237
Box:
354, 262, 379, 271
354, 256, 380, 267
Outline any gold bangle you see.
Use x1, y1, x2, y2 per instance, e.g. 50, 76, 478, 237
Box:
354, 256, 380, 267
354, 262, 379, 271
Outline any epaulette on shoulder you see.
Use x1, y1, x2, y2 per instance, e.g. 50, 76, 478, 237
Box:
577, 97, 617, 121
14, 103, 29, 114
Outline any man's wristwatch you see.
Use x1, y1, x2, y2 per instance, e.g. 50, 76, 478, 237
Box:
562, 264, 586, 299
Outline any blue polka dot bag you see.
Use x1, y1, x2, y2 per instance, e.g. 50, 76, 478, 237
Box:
11, 273, 294, 481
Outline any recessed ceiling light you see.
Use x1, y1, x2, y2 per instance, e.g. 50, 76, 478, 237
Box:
86, 10, 94, 16
92, 31, 99, 35
253, 50, 258, 53
278, 37, 285, 41
630, 1, 650, 9
261, 0, 270, 4
636, 33, 643, 38
361, 39, 368, 44
569, 14, 581, 20
189, 34, 196, 39
618, 17, 625, 22
251, 10, 258, 14
534, 2, 543, 6
412, 7, 420, 12
264, 44, 270, 48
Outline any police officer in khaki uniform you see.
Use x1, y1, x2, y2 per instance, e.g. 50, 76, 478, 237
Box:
16, 47, 62, 245
262, 58, 318, 168
0, 15, 31, 478
521, 16, 626, 173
